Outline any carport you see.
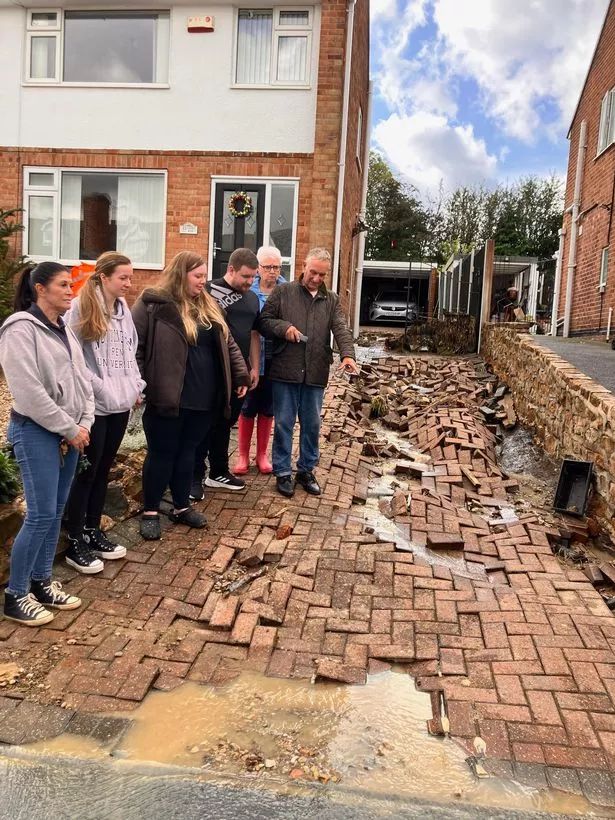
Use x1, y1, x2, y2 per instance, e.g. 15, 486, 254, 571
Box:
359, 260, 433, 325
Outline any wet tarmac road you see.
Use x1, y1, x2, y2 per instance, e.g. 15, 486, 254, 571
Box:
534, 336, 615, 394
0, 751, 586, 820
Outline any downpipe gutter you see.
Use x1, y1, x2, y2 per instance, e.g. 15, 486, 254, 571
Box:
332, 0, 356, 295
550, 228, 565, 335
352, 79, 373, 337
563, 119, 587, 338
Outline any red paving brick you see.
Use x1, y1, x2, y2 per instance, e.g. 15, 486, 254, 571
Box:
3, 353, 615, 799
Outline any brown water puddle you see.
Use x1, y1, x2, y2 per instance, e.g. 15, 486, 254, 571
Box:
28, 669, 598, 816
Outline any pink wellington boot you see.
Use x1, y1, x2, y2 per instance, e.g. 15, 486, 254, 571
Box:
233, 415, 255, 475
255, 415, 274, 474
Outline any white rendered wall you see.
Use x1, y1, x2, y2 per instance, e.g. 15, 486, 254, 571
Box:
0, 4, 320, 153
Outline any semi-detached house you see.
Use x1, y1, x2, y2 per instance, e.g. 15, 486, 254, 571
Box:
555, 0, 615, 336
0, 0, 370, 317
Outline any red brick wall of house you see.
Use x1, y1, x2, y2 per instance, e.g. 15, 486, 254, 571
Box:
559, 0, 615, 334
0, 147, 315, 296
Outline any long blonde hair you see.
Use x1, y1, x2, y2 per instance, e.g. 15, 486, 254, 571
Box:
75, 251, 131, 342
154, 251, 228, 343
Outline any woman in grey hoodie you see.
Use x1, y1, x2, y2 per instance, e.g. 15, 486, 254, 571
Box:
64, 252, 145, 572
0, 262, 94, 626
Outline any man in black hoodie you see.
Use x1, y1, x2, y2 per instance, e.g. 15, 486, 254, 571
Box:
191, 248, 261, 496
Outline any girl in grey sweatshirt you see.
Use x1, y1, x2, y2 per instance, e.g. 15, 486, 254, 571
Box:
64, 252, 145, 572
0, 262, 94, 627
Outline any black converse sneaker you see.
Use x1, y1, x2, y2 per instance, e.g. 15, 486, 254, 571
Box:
65, 535, 104, 574
84, 528, 127, 560
30, 579, 81, 610
205, 472, 246, 491
3, 592, 54, 626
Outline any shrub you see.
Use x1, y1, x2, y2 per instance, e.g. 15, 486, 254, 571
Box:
0, 208, 26, 324
0, 449, 21, 503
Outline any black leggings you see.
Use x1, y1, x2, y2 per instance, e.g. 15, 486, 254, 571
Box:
65, 411, 130, 537
143, 406, 213, 511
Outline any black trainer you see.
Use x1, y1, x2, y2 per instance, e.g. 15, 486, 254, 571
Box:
3, 592, 54, 626
276, 475, 295, 498
296, 471, 321, 496
169, 507, 207, 528
140, 514, 161, 541
84, 527, 127, 560
205, 472, 246, 491
65, 535, 104, 574
30, 579, 81, 610
189, 479, 205, 501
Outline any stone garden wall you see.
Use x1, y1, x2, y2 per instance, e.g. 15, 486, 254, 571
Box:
482, 324, 615, 530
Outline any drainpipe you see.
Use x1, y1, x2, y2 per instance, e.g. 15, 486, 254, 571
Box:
563, 119, 587, 337
332, 0, 356, 295
550, 228, 565, 335
352, 79, 373, 337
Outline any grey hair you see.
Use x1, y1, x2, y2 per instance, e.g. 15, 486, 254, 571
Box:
257, 246, 282, 263
305, 247, 331, 264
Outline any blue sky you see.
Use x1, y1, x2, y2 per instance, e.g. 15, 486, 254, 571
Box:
370, 0, 610, 199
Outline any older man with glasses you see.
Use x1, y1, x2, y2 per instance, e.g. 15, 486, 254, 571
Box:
233, 246, 286, 475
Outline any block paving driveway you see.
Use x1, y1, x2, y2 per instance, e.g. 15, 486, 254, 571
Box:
2, 352, 615, 807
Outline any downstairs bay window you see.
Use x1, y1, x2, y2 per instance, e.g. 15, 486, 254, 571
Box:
23, 168, 166, 268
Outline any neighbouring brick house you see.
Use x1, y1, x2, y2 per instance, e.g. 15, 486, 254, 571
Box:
557, 0, 615, 335
0, 0, 369, 315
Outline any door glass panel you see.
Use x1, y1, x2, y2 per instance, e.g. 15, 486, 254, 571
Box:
269, 184, 294, 257
243, 191, 259, 251
28, 196, 54, 256
221, 191, 236, 252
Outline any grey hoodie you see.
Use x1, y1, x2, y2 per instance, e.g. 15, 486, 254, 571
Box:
0, 312, 95, 439
67, 295, 146, 416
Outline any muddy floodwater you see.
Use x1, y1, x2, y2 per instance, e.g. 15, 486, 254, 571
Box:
25, 668, 599, 816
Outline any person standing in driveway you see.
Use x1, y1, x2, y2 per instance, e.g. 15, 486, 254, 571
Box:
64, 252, 145, 571
233, 246, 286, 475
191, 248, 261, 497
259, 247, 359, 498
132, 251, 250, 540
0, 262, 94, 625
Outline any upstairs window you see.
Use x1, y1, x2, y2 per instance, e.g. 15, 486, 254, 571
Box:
598, 88, 615, 154
25, 9, 170, 85
235, 8, 312, 87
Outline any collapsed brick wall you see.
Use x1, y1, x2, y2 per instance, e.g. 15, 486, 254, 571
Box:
482, 324, 615, 529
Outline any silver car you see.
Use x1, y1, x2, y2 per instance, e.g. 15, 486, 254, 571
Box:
369, 289, 418, 323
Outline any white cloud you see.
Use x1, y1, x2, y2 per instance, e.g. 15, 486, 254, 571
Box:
373, 112, 498, 194
370, 0, 610, 194
433, 0, 609, 139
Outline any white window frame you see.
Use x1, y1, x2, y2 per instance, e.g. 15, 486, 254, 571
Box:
207, 176, 300, 279
597, 87, 615, 156
599, 246, 609, 291
23, 166, 168, 270
24, 8, 171, 88
233, 7, 313, 89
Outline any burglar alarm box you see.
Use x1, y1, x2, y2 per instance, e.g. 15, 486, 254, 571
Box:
553, 459, 593, 517
187, 15, 214, 32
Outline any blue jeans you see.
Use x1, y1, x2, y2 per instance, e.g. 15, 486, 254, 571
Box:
6, 417, 79, 597
272, 381, 324, 477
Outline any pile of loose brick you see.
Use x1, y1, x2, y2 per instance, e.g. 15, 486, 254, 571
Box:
3, 353, 615, 804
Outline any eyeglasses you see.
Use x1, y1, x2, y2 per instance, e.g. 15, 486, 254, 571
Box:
260, 265, 281, 272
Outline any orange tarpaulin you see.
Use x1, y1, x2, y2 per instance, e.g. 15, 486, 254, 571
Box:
70, 262, 95, 295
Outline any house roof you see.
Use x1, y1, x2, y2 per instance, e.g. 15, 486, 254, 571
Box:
567, 0, 614, 139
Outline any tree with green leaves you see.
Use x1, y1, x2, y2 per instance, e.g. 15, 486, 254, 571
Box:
365, 152, 430, 261
0, 208, 25, 324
